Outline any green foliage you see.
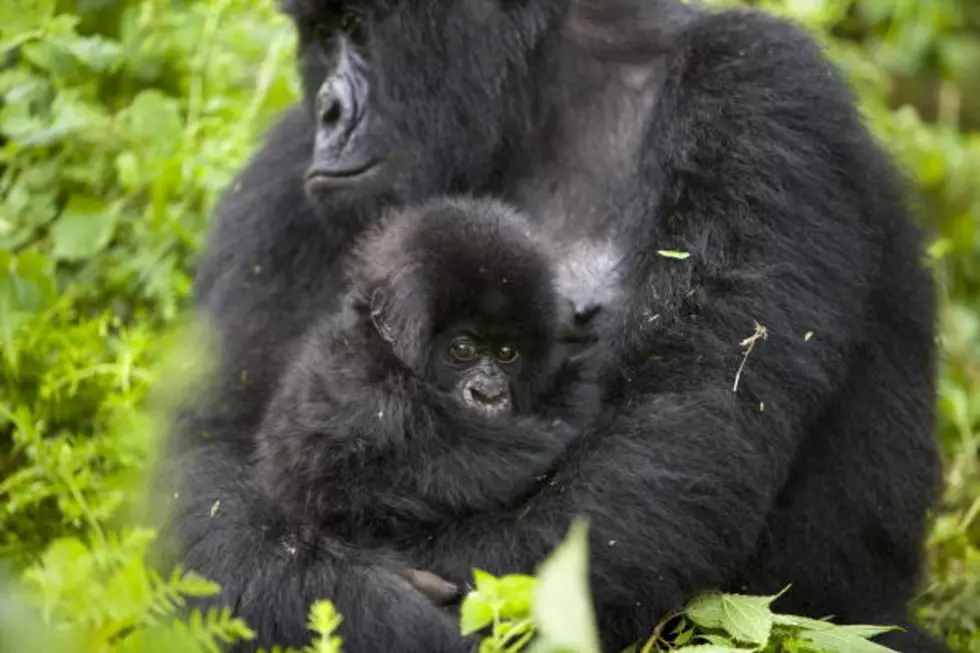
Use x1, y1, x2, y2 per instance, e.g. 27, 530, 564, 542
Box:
0, 0, 297, 557
0, 0, 977, 651
461, 520, 601, 653
458, 524, 903, 653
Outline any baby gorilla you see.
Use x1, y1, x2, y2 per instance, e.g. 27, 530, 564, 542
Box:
253, 197, 599, 549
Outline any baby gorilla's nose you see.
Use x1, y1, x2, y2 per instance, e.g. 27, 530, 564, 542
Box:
462, 375, 512, 416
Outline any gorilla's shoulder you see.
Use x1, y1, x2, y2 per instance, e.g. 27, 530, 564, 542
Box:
667, 7, 856, 113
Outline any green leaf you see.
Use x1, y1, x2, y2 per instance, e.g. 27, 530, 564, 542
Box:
121, 90, 183, 159
719, 594, 775, 646
688, 592, 778, 647
497, 574, 536, 621
673, 645, 752, 653
687, 593, 727, 630
831, 625, 900, 639
800, 628, 901, 653
657, 250, 691, 260
472, 569, 500, 596
306, 601, 344, 653
532, 518, 600, 653
459, 594, 495, 636
51, 196, 119, 261
773, 613, 836, 631
0, 0, 54, 36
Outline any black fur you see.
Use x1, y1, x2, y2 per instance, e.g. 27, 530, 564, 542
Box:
163, 0, 948, 651
253, 197, 598, 545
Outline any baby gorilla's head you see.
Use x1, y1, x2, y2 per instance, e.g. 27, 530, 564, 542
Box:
346, 197, 593, 418
431, 325, 525, 417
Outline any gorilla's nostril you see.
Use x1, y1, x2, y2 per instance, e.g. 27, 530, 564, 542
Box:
321, 97, 343, 127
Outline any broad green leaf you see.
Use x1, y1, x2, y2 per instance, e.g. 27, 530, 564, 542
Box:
719, 594, 775, 646
532, 518, 600, 653
51, 196, 118, 261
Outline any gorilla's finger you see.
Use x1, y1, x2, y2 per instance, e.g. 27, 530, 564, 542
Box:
397, 569, 463, 605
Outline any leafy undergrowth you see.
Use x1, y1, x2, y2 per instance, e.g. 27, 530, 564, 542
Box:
0, 520, 910, 653
0, 0, 978, 651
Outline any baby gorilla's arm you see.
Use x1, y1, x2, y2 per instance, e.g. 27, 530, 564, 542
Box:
253, 327, 581, 540
370, 411, 579, 522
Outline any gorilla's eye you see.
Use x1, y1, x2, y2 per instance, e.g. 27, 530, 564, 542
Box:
495, 345, 519, 364
449, 339, 478, 362
340, 12, 367, 46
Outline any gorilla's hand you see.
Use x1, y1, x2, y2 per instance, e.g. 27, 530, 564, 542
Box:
397, 569, 464, 606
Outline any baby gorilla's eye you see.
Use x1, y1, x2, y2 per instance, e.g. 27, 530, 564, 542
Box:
495, 345, 519, 364
449, 339, 478, 362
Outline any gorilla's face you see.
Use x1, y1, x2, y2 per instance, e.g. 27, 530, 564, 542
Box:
282, 0, 565, 202
431, 328, 527, 418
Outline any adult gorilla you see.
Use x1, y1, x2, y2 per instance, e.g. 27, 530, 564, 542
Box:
166, 0, 947, 651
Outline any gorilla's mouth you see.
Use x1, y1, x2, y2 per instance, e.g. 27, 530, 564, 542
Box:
304, 160, 384, 193
462, 385, 512, 417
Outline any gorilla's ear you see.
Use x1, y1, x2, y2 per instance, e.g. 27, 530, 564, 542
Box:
366, 281, 431, 371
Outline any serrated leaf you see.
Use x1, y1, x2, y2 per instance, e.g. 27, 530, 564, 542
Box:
51, 196, 118, 261
720, 594, 774, 645
532, 518, 600, 653
657, 249, 691, 260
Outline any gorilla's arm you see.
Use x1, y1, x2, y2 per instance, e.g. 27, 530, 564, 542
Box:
165, 440, 470, 653
415, 8, 926, 636
165, 108, 471, 651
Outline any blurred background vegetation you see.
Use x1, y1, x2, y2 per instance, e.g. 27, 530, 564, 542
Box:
0, 0, 977, 651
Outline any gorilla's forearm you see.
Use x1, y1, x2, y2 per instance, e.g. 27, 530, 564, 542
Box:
164, 441, 470, 653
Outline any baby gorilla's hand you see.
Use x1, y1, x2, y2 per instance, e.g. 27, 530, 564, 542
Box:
397, 568, 464, 606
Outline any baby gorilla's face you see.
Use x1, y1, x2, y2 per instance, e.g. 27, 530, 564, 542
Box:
431, 329, 525, 418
